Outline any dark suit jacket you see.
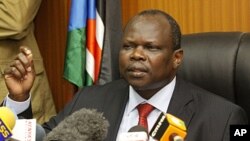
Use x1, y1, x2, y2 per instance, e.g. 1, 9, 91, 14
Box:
35, 77, 248, 141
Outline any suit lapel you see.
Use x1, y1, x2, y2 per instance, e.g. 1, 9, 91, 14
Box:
102, 78, 196, 140
167, 77, 196, 128
102, 80, 130, 141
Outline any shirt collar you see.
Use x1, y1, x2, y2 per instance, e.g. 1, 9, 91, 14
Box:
126, 77, 176, 115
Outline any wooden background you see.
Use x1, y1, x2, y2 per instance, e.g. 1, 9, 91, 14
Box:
34, 0, 250, 112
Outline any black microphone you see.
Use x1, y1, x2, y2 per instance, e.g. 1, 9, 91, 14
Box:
43, 108, 109, 141
128, 125, 148, 133
36, 124, 46, 141
117, 125, 149, 141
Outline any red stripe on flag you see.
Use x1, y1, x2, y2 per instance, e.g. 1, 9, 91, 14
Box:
87, 19, 102, 83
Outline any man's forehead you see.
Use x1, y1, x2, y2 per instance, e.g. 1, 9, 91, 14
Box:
126, 15, 170, 31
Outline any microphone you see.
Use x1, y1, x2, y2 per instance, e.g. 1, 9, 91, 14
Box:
43, 108, 109, 141
13, 119, 46, 141
117, 125, 148, 141
0, 107, 16, 141
36, 124, 46, 141
149, 113, 187, 141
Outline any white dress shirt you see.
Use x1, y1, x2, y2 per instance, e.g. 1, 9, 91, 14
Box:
117, 77, 176, 141
3, 94, 30, 115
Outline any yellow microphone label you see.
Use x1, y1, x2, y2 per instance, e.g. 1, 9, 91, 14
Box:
149, 113, 187, 141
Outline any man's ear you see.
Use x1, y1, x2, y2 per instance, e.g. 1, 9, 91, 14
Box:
173, 49, 183, 69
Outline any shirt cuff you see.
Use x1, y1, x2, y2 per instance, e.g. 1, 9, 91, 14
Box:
4, 94, 31, 115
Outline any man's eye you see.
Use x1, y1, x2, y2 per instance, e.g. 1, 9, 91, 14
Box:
145, 45, 159, 51
123, 44, 132, 49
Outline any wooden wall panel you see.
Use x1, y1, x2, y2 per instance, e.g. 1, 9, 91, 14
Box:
122, 0, 250, 34
34, 0, 250, 112
35, 0, 74, 112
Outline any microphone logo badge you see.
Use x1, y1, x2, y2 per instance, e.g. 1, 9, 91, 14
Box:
149, 113, 187, 141
0, 118, 12, 140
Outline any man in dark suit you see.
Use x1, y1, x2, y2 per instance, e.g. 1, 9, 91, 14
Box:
3, 9, 248, 141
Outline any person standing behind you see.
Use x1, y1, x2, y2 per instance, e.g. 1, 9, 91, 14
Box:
0, 0, 56, 123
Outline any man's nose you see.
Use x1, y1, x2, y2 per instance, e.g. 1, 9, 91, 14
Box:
130, 46, 146, 61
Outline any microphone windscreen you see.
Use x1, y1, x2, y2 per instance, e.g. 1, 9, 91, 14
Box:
0, 107, 16, 130
43, 108, 109, 141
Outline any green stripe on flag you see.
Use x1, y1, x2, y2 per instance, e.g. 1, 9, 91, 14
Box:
64, 28, 86, 87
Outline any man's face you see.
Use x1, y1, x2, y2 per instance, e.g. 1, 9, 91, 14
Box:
119, 15, 182, 91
